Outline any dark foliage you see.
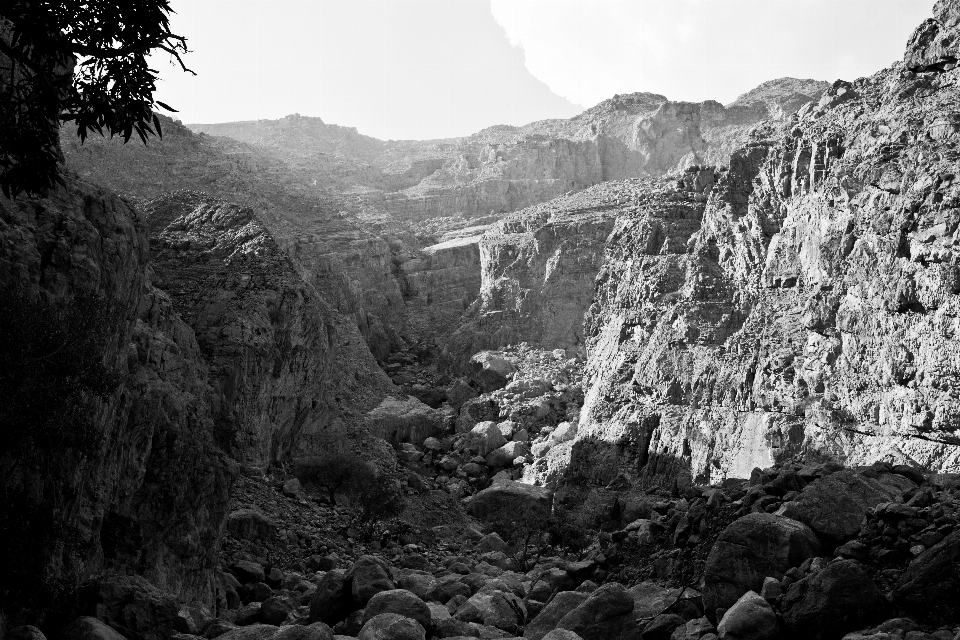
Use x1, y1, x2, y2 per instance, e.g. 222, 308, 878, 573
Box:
0, 289, 122, 623
0, 0, 193, 197
347, 463, 406, 540
293, 452, 364, 506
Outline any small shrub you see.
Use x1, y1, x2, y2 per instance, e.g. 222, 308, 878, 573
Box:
487, 509, 554, 572
293, 452, 363, 506
346, 463, 406, 540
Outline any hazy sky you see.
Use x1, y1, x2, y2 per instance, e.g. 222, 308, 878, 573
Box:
152, 0, 934, 140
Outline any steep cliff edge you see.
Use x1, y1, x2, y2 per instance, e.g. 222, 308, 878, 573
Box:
566, 8, 960, 485
0, 182, 396, 627
0, 180, 234, 617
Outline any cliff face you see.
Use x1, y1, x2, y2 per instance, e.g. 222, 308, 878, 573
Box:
143, 191, 395, 467
0, 182, 397, 623
565, 9, 960, 485
188, 78, 828, 227
0, 181, 233, 611
442, 183, 628, 365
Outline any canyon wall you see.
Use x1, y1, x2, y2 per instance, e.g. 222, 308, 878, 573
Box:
567, 28, 960, 484
0, 181, 397, 622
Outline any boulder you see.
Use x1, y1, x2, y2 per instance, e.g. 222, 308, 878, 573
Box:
469, 352, 516, 392
176, 603, 214, 635
227, 509, 277, 542
358, 613, 426, 640
308, 569, 351, 626
453, 587, 526, 630
776, 469, 894, 544
8, 627, 47, 640
555, 582, 639, 640
62, 618, 128, 640
466, 422, 508, 457
346, 556, 396, 606
365, 396, 445, 446
627, 582, 684, 619
892, 529, 960, 625
426, 577, 473, 604
272, 624, 333, 640
362, 589, 432, 630
524, 591, 588, 640
466, 479, 552, 522
781, 559, 885, 640
209, 625, 279, 640
541, 632, 585, 640
716, 591, 778, 640
477, 533, 511, 554
259, 595, 295, 625
485, 441, 531, 468
77, 574, 179, 640
702, 513, 820, 621
395, 571, 438, 601
639, 613, 684, 640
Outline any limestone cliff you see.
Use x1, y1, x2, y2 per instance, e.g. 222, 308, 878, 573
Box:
566, 7, 960, 485
0, 181, 396, 625
189, 78, 828, 228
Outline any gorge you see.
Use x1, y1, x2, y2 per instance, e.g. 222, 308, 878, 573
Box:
1, 3, 960, 640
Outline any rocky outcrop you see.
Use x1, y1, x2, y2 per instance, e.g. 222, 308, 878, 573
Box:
442, 183, 624, 364
0, 182, 399, 627
0, 180, 234, 617
143, 191, 395, 466
562, 18, 960, 483
396, 231, 483, 338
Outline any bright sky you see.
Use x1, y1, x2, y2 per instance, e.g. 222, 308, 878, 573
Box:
152, 0, 934, 141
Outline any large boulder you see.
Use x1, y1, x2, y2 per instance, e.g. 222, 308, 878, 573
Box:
227, 509, 277, 542
716, 591, 778, 640
702, 513, 820, 621
541, 632, 586, 640
453, 587, 526, 630
465, 421, 508, 457
394, 571, 438, 601
212, 625, 279, 640
346, 556, 396, 606
776, 469, 895, 545
76, 575, 179, 640
357, 613, 425, 640
555, 583, 639, 640
308, 569, 351, 626
627, 582, 685, 619
469, 351, 516, 392
362, 589, 432, 630
466, 479, 552, 522
365, 396, 445, 447
781, 560, 885, 640
485, 441, 531, 468
524, 591, 589, 640
892, 528, 960, 625
62, 618, 127, 640
904, 0, 960, 71
273, 624, 333, 640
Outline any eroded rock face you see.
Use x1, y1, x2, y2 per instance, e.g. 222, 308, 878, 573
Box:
0, 181, 234, 610
144, 191, 395, 467
566, 32, 960, 484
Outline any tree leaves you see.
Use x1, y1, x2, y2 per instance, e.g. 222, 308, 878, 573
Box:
0, 0, 194, 197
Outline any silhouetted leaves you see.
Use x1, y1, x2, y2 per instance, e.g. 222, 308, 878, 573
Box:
0, 0, 194, 197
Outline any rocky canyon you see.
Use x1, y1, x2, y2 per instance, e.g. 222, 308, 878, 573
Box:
2, 3, 960, 640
